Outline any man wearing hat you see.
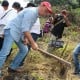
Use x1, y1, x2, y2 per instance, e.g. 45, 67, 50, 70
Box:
0, 1, 52, 78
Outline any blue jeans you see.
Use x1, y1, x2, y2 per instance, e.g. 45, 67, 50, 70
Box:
0, 29, 28, 70
73, 44, 80, 73
19, 33, 39, 66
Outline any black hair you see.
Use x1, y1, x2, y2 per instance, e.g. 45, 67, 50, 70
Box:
1, 0, 9, 7
19, 7, 23, 11
25, 3, 36, 8
12, 2, 21, 9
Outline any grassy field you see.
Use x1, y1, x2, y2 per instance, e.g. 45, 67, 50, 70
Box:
3, 8, 80, 80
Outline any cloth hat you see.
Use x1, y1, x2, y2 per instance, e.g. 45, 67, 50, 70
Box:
41, 1, 53, 14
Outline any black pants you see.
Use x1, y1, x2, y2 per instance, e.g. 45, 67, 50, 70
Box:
0, 37, 13, 59
51, 26, 65, 39
0, 37, 4, 50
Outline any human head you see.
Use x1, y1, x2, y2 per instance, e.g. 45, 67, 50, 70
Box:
61, 10, 68, 16
12, 2, 21, 12
18, 7, 23, 12
38, 1, 53, 17
1, 0, 9, 10
25, 3, 36, 8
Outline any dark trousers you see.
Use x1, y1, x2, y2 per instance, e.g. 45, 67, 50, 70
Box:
51, 26, 65, 39
0, 37, 4, 50
0, 37, 13, 59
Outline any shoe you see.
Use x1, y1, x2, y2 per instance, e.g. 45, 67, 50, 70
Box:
8, 67, 23, 73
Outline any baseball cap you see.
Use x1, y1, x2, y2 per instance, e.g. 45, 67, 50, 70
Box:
41, 1, 53, 14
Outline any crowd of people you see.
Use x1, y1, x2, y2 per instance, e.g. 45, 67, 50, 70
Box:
0, 0, 79, 79
0, 1, 53, 79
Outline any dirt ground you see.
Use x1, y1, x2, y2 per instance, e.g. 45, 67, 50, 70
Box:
2, 37, 80, 80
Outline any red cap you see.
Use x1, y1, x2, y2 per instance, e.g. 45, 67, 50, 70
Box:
41, 1, 53, 14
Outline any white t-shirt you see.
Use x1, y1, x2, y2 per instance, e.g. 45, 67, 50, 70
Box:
0, 7, 17, 35
30, 18, 40, 34
0, 6, 5, 19
0, 8, 17, 25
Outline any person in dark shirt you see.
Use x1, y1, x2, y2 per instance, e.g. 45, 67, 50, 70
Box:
51, 10, 71, 40
48, 10, 71, 48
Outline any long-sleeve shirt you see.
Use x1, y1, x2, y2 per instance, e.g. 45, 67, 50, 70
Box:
4, 7, 39, 42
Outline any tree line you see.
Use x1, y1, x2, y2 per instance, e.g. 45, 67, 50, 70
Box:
30, 0, 80, 9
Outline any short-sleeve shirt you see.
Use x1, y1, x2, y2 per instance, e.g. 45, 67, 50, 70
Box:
4, 7, 39, 42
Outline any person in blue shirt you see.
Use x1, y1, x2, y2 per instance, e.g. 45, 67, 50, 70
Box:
73, 44, 80, 75
0, 1, 53, 79
19, 3, 41, 67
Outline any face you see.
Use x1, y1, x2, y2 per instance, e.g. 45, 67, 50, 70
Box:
3, 6, 8, 10
39, 6, 51, 17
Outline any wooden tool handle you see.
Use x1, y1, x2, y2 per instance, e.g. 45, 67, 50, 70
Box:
38, 48, 71, 67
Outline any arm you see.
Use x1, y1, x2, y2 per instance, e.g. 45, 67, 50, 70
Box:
23, 31, 38, 50
21, 9, 39, 50
63, 15, 71, 26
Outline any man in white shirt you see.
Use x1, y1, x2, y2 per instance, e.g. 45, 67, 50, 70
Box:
0, 1, 18, 57
0, 1, 21, 50
6, 2, 21, 58
0, 1, 10, 50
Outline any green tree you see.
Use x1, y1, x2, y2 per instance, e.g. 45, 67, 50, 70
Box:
77, 0, 80, 7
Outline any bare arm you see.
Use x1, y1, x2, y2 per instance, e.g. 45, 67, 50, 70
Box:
23, 31, 38, 50
63, 15, 71, 26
